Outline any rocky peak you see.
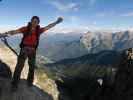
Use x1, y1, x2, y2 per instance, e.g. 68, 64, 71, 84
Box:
0, 45, 59, 100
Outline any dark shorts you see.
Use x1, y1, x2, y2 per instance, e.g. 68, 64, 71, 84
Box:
19, 47, 36, 65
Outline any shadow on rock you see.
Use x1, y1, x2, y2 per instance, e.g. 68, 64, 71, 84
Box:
55, 77, 101, 100
0, 59, 53, 100
0, 59, 12, 79
55, 48, 133, 100
0, 78, 54, 100
114, 48, 133, 100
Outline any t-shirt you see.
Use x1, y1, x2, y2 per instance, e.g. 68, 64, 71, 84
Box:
18, 26, 45, 47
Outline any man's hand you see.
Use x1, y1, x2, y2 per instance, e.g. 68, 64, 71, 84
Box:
43, 17, 63, 31
56, 17, 63, 24
0, 33, 9, 38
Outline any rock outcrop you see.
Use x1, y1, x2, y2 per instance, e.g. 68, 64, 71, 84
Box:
0, 44, 28, 79
114, 48, 133, 100
0, 78, 53, 100
0, 59, 12, 78
0, 45, 59, 100
0, 57, 54, 100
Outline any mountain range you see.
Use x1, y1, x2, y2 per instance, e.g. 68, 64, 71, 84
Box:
39, 30, 133, 62
1, 30, 133, 63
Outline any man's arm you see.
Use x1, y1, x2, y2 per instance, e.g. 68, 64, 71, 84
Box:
4, 26, 27, 36
0, 30, 20, 38
5, 30, 21, 36
44, 17, 63, 31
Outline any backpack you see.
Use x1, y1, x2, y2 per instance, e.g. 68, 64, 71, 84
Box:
20, 22, 40, 49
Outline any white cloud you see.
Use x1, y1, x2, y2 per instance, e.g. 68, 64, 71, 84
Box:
121, 12, 133, 17
47, 0, 79, 12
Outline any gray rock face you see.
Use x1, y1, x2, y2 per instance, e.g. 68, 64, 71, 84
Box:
0, 78, 54, 100
0, 59, 12, 78
114, 48, 133, 100
0, 45, 59, 100
0, 58, 54, 100
0, 45, 28, 79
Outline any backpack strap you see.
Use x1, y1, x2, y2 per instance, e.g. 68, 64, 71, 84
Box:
35, 25, 40, 49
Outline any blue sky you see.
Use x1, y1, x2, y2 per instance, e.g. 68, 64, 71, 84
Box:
0, 0, 133, 32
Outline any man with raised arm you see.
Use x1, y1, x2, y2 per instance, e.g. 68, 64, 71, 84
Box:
5, 16, 63, 91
